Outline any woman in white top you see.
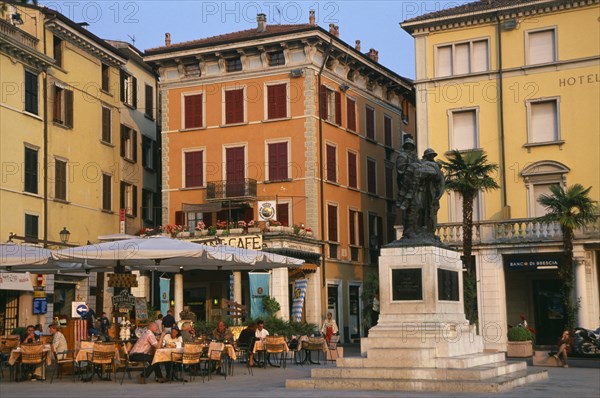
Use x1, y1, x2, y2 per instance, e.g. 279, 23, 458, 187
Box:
162, 326, 183, 348
321, 312, 338, 343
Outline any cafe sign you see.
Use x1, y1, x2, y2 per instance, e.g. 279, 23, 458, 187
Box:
112, 290, 136, 313
194, 234, 262, 250
503, 253, 564, 270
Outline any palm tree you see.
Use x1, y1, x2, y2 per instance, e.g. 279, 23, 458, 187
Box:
441, 150, 499, 322
536, 184, 598, 330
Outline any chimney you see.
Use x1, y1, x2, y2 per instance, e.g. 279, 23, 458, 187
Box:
329, 24, 339, 37
367, 48, 379, 62
309, 9, 315, 25
256, 13, 267, 33
165, 33, 171, 46
355, 40, 361, 52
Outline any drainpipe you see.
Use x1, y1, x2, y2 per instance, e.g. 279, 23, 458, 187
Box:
496, 14, 508, 214
42, 17, 53, 248
318, 38, 333, 288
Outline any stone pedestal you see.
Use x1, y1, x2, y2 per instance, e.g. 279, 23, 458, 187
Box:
287, 245, 548, 393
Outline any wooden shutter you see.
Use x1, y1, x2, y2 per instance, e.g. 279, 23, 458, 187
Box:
102, 174, 111, 211
358, 211, 364, 246
119, 70, 126, 102
131, 130, 138, 162
349, 210, 356, 245
53, 86, 62, 122
184, 94, 203, 128
102, 108, 111, 142
348, 152, 357, 188
145, 85, 153, 118
267, 84, 287, 119
367, 159, 376, 194
384, 116, 392, 147
120, 125, 127, 158
335, 91, 341, 125
319, 85, 327, 119
175, 211, 185, 225
377, 216, 383, 246
327, 204, 338, 242
55, 160, 67, 200
65, 89, 73, 127
268, 142, 287, 181
25, 71, 38, 114
132, 185, 138, 216
225, 89, 243, 124
185, 151, 203, 187
276, 203, 289, 226
346, 98, 356, 131
366, 107, 375, 140
132, 76, 138, 109
326, 144, 336, 182
119, 181, 126, 210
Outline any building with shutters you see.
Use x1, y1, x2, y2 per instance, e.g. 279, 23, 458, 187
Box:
401, 0, 600, 350
144, 12, 415, 339
0, 2, 159, 334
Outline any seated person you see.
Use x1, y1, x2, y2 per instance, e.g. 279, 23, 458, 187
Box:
212, 321, 233, 342
237, 323, 257, 366
22, 325, 39, 344
129, 322, 167, 383
49, 323, 68, 359
255, 319, 269, 340
553, 330, 573, 368
180, 322, 196, 344
162, 326, 182, 348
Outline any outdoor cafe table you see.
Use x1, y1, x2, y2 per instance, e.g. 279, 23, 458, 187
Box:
74, 341, 121, 365
8, 344, 53, 379
152, 343, 237, 365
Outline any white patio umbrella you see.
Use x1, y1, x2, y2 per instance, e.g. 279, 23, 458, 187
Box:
52, 236, 304, 272
0, 243, 54, 268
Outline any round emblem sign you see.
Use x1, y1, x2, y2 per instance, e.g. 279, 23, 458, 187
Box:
76, 303, 89, 317
259, 202, 275, 220
162, 292, 167, 299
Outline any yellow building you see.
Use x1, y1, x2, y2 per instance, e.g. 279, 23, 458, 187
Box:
402, 0, 600, 349
0, 2, 158, 334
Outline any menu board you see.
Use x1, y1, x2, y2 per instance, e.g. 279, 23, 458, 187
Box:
134, 297, 148, 321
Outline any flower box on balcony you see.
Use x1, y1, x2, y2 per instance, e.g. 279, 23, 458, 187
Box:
248, 227, 261, 234
282, 226, 293, 234
177, 231, 191, 238
269, 226, 283, 232
229, 228, 244, 235
216, 229, 226, 235
197, 230, 208, 236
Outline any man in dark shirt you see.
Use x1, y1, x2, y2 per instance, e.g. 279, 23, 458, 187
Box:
83, 304, 97, 335
161, 310, 176, 331
100, 312, 110, 337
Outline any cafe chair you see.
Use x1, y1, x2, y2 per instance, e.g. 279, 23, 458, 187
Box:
302, 337, 326, 365
50, 347, 76, 383
86, 342, 115, 383
265, 336, 287, 369
16, 343, 46, 382
234, 337, 254, 376
171, 342, 203, 384
202, 342, 226, 381
326, 335, 340, 364
119, 342, 148, 385
1, 338, 19, 381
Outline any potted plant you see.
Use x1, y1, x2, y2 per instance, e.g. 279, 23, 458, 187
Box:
229, 221, 244, 234
506, 325, 534, 357
247, 220, 261, 233
207, 225, 217, 236
195, 220, 208, 236
268, 220, 283, 232
215, 220, 228, 235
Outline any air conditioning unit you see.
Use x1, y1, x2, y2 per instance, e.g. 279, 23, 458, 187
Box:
290, 68, 304, 78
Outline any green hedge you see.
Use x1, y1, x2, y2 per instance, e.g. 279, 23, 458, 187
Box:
507, 326, 533, 341
193, 317, 317, 339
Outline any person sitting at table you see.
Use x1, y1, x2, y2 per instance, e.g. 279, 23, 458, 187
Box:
22, 325, 39, 344
129, 322, 167, 384
255, 319, 269, 340
320, 312, 339, 343
212, 321, 233, 342
48, 323, 67, 359
161, 310, 176, 332
180, 322, 196, 343
162, 326, 182, 348
237, 323, 257, 366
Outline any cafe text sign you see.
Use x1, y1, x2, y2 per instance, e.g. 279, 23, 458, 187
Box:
196, 234, 262, 250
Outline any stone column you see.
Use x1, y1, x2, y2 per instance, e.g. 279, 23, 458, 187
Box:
271, 268, 289, 320
304, 267, 322, 330
174, 273, 184, 322
131, 271, 150, 302
574, 248, 589, 328
233, 271, 242, 304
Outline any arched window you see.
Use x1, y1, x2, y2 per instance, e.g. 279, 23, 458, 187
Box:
521, 161, 569, 217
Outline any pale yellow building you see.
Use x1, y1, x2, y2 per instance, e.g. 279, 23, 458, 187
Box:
402, 0, 600, 350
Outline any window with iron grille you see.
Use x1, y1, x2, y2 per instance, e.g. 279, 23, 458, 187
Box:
226, 57, 242, 72
267, 51, 285, 66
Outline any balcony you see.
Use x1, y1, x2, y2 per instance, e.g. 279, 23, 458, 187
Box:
0, 18, 38, 50
206, 178, 257, 202
435, 216, 600, 247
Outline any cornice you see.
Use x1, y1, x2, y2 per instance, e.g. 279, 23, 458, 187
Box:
0, 33, 54, 70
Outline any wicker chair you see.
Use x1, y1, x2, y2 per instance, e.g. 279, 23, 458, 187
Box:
50, 346, 76, 383
302, 337, 326, 365
86, 342, 115, 383
326, 335, 340, 363
0, 338, 19, 381
200, 342, 226, 381
118, 342, 148, 385
265, 336, 287, 369
234, 337, 254, 376
171, 343, 203, 383
16, 343, 46, 382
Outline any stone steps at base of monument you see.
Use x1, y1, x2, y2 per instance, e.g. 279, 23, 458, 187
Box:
311, 361, 527, 381
366, 347, 437, 361
286, 368, 548, 393
337, 352, 506, 369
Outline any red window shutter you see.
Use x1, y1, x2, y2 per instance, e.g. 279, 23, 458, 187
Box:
347, 98, 356, 131
175, 211, 185, 225
335, 91, 341, 125
326, 145, 336, 182
268, 84, 286, 119
268, 142, 287, 181
366, 107, 375, 140
225, 90, 234, 124
185, 94, 203, 128
358, 211, 364, 246
185, 151, 203, 187
349, 210, 356, 245
384, 116, 392, 147
276, 203, 289, 226
328, 204, 338, 242
348, 152, 357, 188
233, 89, 244, 124
319, 85, 327, 119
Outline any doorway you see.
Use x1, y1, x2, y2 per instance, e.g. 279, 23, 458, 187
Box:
532, 279, 565, 345
184, 286, 208, 322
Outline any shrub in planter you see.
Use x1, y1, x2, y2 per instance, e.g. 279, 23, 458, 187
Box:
507, 326, 533, 341
506, 326, 533, 357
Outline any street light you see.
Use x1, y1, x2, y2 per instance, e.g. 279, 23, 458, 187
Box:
59, 227, 70, 245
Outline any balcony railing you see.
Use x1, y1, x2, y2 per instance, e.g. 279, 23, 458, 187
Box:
0, 18, 38, 50
206, 178, 257, 201
436, 216, 600, 247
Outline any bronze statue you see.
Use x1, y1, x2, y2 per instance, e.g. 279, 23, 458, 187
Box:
394, 140, 445, 246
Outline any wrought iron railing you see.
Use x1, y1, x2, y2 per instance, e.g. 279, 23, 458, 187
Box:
206, 178, 257, 201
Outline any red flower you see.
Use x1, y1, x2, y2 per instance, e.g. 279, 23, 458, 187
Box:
519, 314, 526, 321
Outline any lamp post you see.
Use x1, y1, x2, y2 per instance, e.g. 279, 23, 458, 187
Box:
59, 227, 70, 246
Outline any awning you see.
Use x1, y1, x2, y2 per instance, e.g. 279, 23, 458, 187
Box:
289, 263, 318, 278
182, 203, 222, 213
0, 272, 34, 291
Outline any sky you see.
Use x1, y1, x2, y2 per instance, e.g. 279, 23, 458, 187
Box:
37, 0, 470, 79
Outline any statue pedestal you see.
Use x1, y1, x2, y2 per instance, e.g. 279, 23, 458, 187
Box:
287, 245, 548, 393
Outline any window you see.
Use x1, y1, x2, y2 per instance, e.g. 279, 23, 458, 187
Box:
449, 109, 478, 150
101, 106, 111, 143
267, 51, 285, 66
401, 99, 409, 124
366, 106, 375, 141
349, 209, 364, 247
184, 93, 203, 129
142, 136, 156, 170
320, 85, 341, 125
266, 83, 287, 120
24, 147, 38, 194
53, 36, 63, 68
102, 174, 112, 211
384, 115, 392, 147
142, 189, 154, 223
436, 39, 489, 77
385, 163, 394, 199
267, 142, 288, 181
24, 71, 38, 115
346, 97, 356, 132
276, 202, 290, 226
54, 158, 67, 201
53, 85, 73, 127
532, 184, 559, 217
527, 99, 560, 144
450, 191, 480, 222
226, 57, 242, 72
521, 161, 569, 218
101, 63, 110, 92
327, 204, 338, 242
145, 84, 154, 119
120, 70, 137, 108
120, 125, 137, 162
24, 214, 39, 243
120, 181, 137, 216
367, 158, 377, 195
225, 88, 244, 124
184, 150, 204, 188
347, 151, 357, 189
527, 29, 556, 65
186, 211, 204, 232
326, 144, 337, 183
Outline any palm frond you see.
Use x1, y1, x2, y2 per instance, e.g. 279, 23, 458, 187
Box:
536, 184, 598, 229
